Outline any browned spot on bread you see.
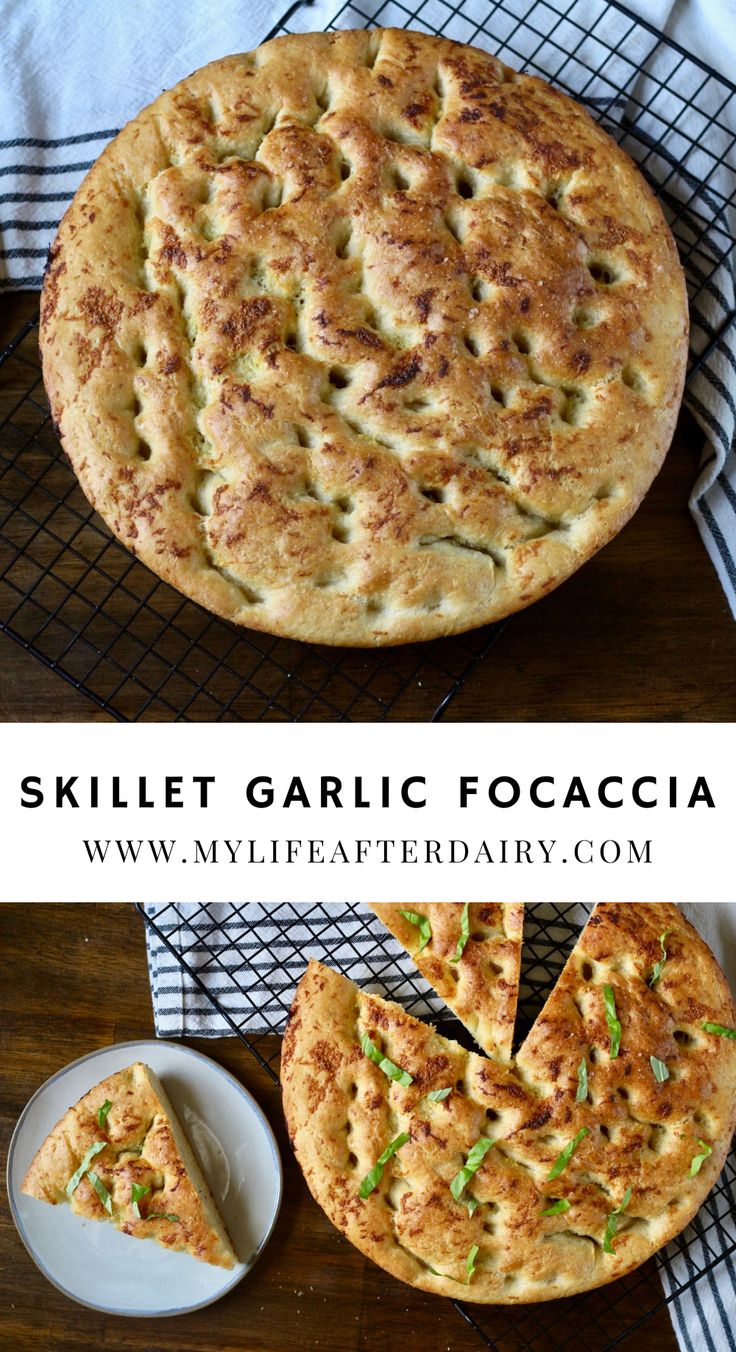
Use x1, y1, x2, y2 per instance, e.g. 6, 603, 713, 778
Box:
570, 349, 591, 374
311, 1038, 342, 1074
373, 355, 422, 392
78, 286, 123, 332
336, 326, 384, 349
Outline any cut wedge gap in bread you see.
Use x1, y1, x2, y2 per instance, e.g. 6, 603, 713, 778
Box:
367, 902, 523, 1061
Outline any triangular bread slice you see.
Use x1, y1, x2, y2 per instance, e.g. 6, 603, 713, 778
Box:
367, 902, 523, 1060
22, 1060, 236, 1268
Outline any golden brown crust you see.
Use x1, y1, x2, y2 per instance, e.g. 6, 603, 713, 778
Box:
281, 906, 736, 1302
368, 902, 523, 1059
21, 1061, 236, 1269
41, 28, 687, 645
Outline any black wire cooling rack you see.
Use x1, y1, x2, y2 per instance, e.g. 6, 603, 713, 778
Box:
2, 0, 736, 721
138, 900, 736, 1352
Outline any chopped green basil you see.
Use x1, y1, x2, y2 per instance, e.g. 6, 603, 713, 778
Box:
360, 1032, 413, 1087
541, 1197, 571, 1216
450, 1137, 495, 1200
649, 930, 672, 987
87, 1169, 112, 1215
96, 1100, 112, 1130
702, 1022, 736, 1040
576, 1056, 588, 1103
359, 1132, 411, 1199
689, 1139, 712, 1177
466, 1197, 479, 1218
145, 1213, 180, 1222
546, 1128, 589, 1182
603, 985, 622, 1058
400, 909, 431, 954
427, 1087, 452, 1102
65, 1141, 107, 1198
425, 1264, 463, 1284
603, 1186, 632, 1255
466, 1243, 479, 1281
650, 1055, 670, 1083
451, 903, 471, 964
131, 1181, 150, 1220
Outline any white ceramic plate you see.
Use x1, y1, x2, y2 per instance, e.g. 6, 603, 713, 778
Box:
7, 1039, 282, 1316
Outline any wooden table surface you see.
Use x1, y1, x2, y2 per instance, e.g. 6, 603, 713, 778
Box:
2, 291, 736, 722
0, 903, 681, 1352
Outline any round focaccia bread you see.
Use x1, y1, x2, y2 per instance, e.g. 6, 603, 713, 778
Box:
40, 28, 688, 646
281, 906, 736, 1303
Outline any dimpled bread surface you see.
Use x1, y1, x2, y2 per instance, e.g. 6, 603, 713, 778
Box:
41, 29, 687, 645
281, 905, 736, 1301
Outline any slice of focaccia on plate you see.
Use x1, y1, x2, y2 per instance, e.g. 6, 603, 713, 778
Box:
22, 1060, 236, 1268
367, 902, 523, 1059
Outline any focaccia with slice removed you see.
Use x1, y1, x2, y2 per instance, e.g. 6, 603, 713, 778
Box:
22, 1061, 236, 1268
367, 902, 523, 1060
281, 906, 736, 1303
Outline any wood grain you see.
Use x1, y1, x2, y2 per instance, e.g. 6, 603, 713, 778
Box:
0, 903, 680, 1352
1, 292, 735, 722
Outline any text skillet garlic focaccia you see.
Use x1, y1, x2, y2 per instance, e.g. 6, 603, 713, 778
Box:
22, 1061, 236, 1268
281, 905, 736, 1302
367, 902, 523, 1060
41, 28, 688, 646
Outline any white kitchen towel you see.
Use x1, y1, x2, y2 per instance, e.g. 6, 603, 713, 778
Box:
143, 900, 736, 1352
2, 0, 736, 613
